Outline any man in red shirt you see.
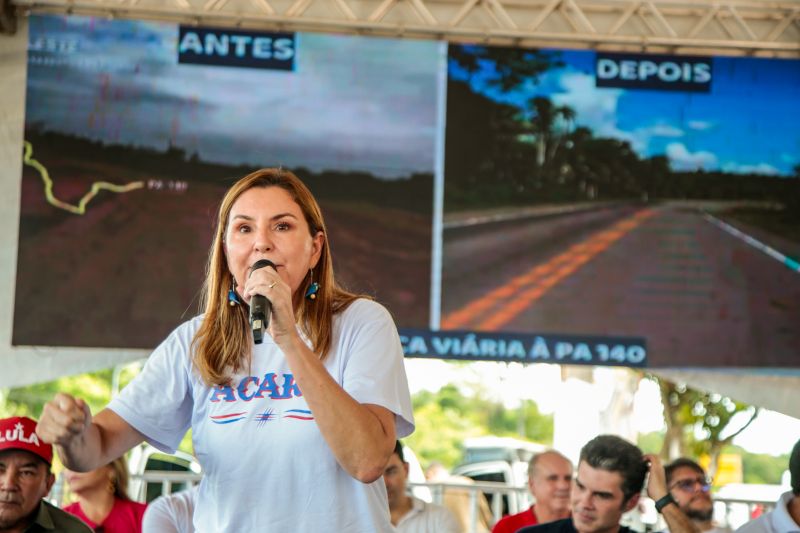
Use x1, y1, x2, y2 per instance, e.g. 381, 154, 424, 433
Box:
492, 450, 573, 533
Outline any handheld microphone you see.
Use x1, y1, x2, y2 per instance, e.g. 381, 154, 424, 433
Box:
249, 259, 276, 344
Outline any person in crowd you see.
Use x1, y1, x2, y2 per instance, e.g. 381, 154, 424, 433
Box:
36, 168, 415, 532
384, 441, 459, 532
425, 462, 494, 532
660, 458, 730, 533
0, 416, 91, 533
518, 434, 700, 533
63, 456, 146, 532
491, 450, 573, 533
142, 486, 197, 533
735, 437, 800, 533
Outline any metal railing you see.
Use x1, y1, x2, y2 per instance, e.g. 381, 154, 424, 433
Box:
131, 471, 202, 502
714, 496, 777, 531
410, 479, 531, 530
128, 472, 782, 532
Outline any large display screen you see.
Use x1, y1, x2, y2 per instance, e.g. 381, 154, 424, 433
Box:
441, 45, 800, 367
17, 16, 441, 349
13, 14, 800, 372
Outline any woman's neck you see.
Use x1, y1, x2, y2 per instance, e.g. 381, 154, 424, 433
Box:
76, 489, 116, 525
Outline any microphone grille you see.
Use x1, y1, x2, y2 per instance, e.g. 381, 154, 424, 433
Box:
251, 259, 276, 270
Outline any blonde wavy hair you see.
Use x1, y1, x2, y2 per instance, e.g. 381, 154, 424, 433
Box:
192, 168, 362, 386
109, 456, 131, 500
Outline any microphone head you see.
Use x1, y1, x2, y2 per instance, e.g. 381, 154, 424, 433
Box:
251, 259, 276, 271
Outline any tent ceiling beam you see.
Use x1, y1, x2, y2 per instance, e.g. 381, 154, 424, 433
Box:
8, 0, 800, 56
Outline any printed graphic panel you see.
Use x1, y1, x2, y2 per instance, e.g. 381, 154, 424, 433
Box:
16, 15, 441, 348
441, 45, 800, 367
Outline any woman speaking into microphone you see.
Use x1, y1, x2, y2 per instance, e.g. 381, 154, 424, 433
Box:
36, 168, 415, 532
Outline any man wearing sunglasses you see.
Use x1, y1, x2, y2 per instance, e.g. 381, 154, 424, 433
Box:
662, 458, 731, 533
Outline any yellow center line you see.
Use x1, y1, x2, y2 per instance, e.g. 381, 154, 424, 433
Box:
442, 208, 655, 330
22, 140, 145, 215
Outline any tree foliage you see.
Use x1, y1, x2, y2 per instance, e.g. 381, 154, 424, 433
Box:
638, 431, 787, 485
650, 375, 759, 479
445, 43, 800, 229
449, 45, 561, 93
406, 384, 553, 470
637, 431, 664, 456
738, 447, 790, 485
1, 370, 116, 419
0, 364, 195, 454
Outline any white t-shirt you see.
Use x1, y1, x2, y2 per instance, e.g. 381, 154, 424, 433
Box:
142, 486, 197, 533
110, 299, 414, 532
396, 496, 461, 533
735, 492, 800, 533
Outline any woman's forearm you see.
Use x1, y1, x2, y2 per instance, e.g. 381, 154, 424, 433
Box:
280, 335, 396, 482
38, 395, 144, 471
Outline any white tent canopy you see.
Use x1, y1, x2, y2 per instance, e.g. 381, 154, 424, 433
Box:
652, 368, 800, 419
5, 0, 799, 57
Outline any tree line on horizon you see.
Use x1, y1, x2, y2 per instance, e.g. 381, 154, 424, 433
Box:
22, 127, 433, 215
444, 45, 800, 223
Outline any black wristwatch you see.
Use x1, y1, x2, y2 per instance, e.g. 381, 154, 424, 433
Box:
655, 493, 677, 513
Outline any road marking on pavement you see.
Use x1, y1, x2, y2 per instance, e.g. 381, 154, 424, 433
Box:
441, 208, 656, 330
704, 213, 800, 273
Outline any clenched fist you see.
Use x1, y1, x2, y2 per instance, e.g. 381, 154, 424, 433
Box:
36, 392, 92, 447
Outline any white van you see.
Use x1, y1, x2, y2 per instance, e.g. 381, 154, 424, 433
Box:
127, 444, 202, 503
452, 436, 545, 516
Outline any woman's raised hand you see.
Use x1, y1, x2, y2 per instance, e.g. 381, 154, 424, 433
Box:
37, 392, 92, 447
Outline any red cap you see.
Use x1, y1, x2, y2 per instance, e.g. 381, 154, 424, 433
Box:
0, 417, 53, 465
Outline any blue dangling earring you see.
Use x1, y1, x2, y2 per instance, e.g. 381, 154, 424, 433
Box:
228, 276, 241, 306
305, 282, 320, 300
305, 270, 320, 300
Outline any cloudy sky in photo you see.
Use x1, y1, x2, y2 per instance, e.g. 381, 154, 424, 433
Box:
25, 15, 443, 178
450, 46, 800, 176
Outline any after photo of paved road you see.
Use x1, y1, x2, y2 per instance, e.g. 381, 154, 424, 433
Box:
441, 202, 800, 367
442, 43, 800, 369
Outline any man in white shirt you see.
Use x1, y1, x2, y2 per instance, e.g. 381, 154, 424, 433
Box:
142, 486, 197, 533
384, 441, 460, 533
735, 438, 800, 533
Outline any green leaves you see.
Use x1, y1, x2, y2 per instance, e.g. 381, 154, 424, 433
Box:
406, 383, 552, 469
1, 369, 114, 420
649, 374, 760, 479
